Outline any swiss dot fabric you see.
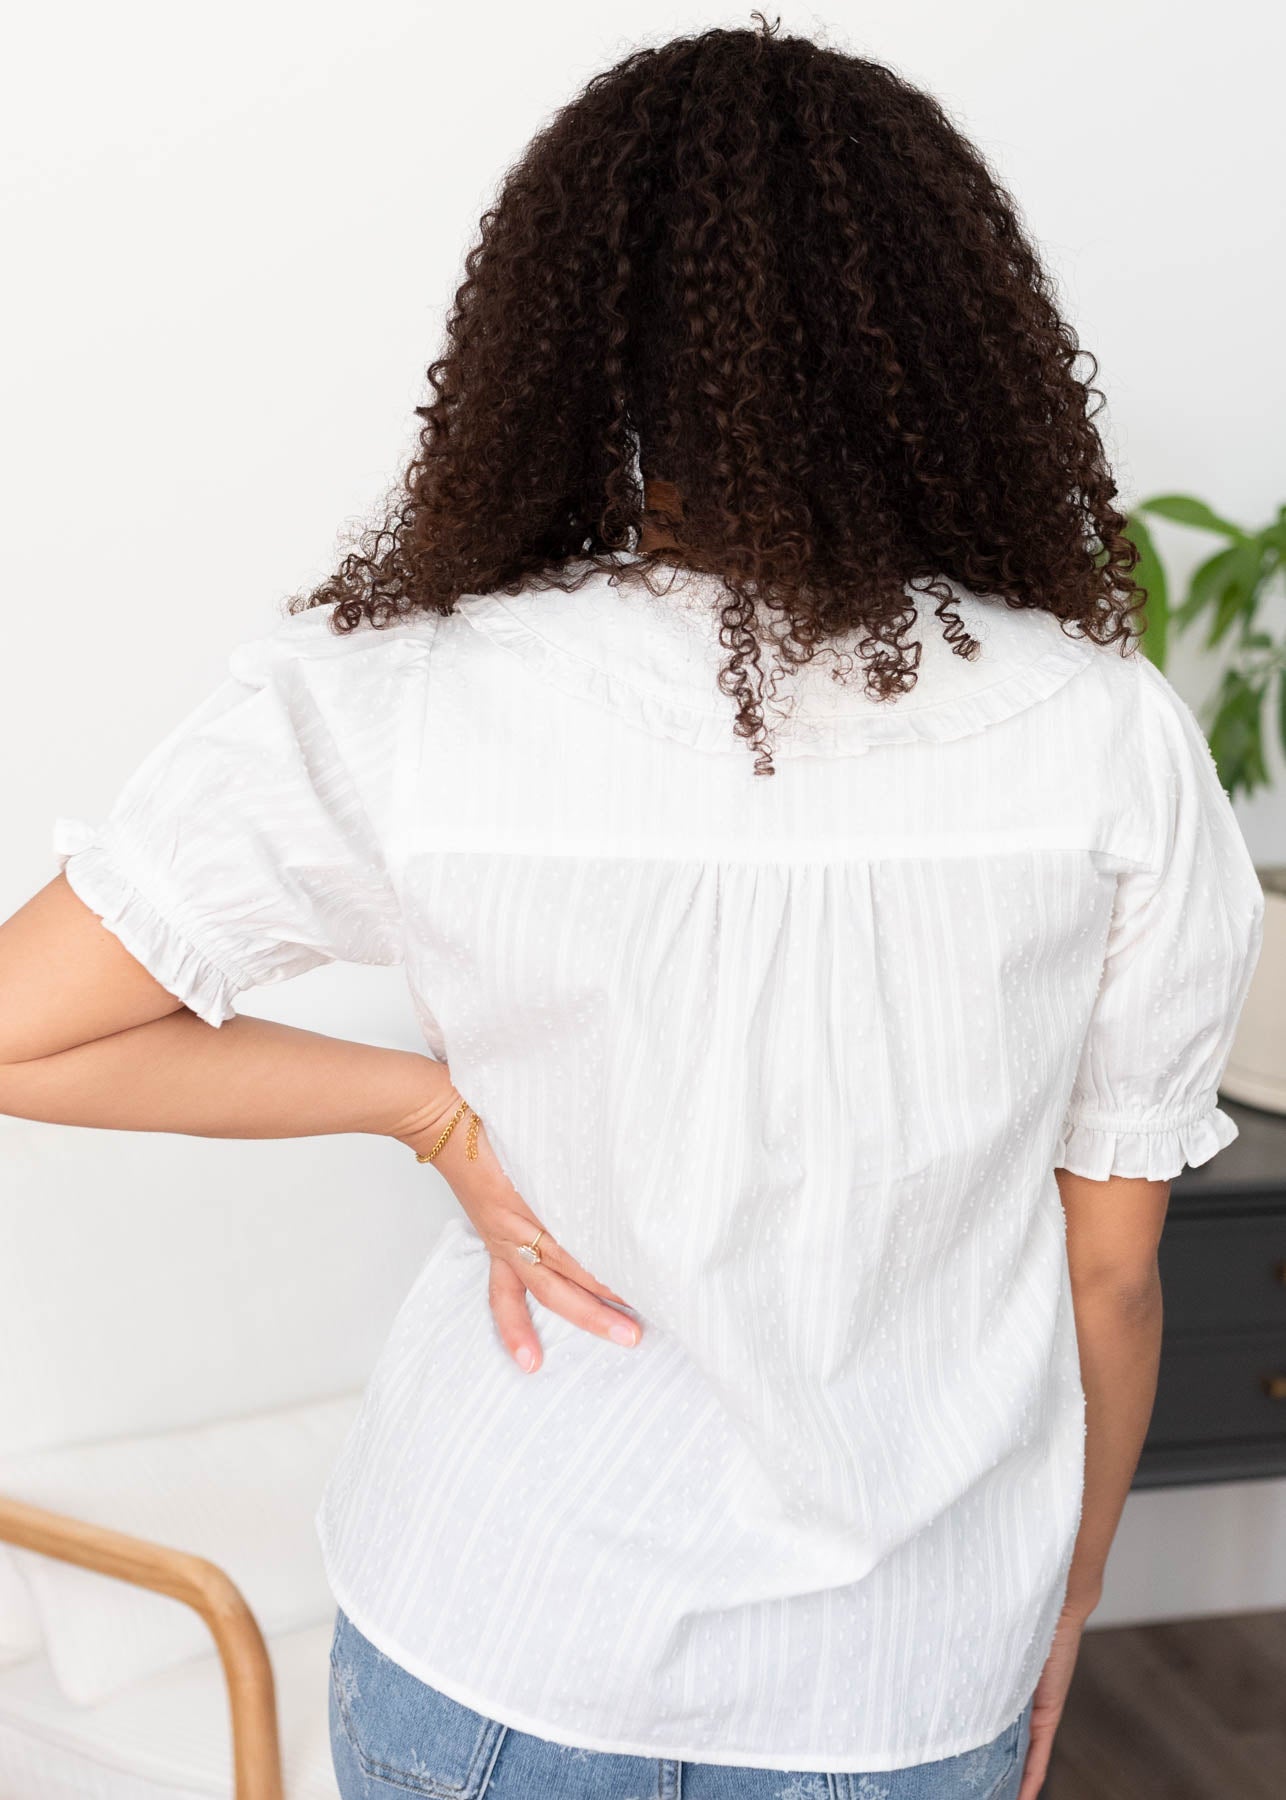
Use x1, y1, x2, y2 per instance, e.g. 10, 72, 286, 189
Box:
54, 562, 1264, 1773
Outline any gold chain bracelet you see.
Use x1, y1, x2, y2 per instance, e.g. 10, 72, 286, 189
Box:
414, 1098, 482, 1164
414, 1099, 466, 1163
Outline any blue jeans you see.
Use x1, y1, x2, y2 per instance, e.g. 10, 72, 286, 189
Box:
328, 1609, 1035, 1800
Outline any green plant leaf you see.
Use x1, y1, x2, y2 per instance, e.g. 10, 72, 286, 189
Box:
1208, 667, 1270, 799
1138, 493, 1246, 539
1123, 514, 1168, 667
1174, 544, 1245, 630
1259, 525, 1286, 591
1206, 539, 1267, 649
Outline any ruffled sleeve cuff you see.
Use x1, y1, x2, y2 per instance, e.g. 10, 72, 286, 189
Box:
53, 817, 244, 1029
1054, 1098, 1239, 1182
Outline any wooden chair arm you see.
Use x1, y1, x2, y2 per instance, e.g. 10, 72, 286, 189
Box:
0, 1491, 284, 1800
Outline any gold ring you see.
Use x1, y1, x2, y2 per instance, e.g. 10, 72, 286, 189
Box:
516, 1228, 546, 1267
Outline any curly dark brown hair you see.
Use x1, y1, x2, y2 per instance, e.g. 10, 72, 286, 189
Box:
291, 13, 1143, 774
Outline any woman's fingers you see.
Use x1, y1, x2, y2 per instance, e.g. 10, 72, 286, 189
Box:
436, 1107, 639, 1359
436, 1115, 633, 1309
1016, 1720, 1054, 1800
489, 1257, 543, 1373
520, 1257, 641, 1348
487, 1248, 642, 1372
522, 1227, 631, 1307
492, 1198, 633, 1308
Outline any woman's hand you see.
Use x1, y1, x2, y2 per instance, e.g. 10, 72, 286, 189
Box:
1015, 1595, 1093, 1798
389, 1083, 641, 1374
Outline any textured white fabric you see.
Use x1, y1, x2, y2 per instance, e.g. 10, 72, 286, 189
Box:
0, 1396, 358, 1705
0, 1621, 338, 1799
53, 561, 1264, 1771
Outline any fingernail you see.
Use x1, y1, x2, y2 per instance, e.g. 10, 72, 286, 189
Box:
516, 1345, 536, 1371
609, 1321, 638, 1347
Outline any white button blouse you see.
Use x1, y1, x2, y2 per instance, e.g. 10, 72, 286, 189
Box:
54, 562, 1265, 1773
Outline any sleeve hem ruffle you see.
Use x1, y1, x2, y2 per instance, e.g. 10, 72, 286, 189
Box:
53, 818, 243, 1029
1054, 1101, 1239, 1182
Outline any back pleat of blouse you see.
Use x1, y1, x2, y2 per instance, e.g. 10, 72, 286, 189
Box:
54, 561, 1265, 1773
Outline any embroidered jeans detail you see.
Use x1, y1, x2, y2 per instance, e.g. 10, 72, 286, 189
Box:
328, 1612, 507, 1799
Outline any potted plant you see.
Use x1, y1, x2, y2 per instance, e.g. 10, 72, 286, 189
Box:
1127, 496, 1286, 1112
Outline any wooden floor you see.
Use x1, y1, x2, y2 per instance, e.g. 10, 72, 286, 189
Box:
1045, 1608, 1286, 1798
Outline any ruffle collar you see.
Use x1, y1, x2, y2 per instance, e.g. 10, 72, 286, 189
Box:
456, 561, 1097, 757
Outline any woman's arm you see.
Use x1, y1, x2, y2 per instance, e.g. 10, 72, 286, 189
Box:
1059, 1167, 1169, 1612
0, 874, 638, 1366
1016, 1166, 1169, 1799
0, 874, 458, 1138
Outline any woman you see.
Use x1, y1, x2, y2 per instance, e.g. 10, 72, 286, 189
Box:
0, 17, 1264, 1800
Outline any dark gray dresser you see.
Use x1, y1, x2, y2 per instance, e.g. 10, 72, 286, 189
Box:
1133, 1098, 1286, 1488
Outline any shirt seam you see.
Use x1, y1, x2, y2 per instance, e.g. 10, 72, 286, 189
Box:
384, 833, 1156, 872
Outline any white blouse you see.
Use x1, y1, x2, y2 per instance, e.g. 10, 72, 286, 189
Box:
55, 561, 1264, 1774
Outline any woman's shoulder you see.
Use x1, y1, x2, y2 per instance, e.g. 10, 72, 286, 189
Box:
221, 589, 1201, 777
1072, 637, 1224, 782
211, 606, 445, 790
1040, 624, 1215, 757
225, 603, 443, 686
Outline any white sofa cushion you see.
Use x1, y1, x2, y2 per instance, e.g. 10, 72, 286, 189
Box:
0, 1619, 338, 1799
0, 1549, 42, 1664
0, 1395, 358, 1706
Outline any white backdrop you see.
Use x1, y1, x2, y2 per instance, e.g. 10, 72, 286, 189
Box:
2, 0, 1283, 1624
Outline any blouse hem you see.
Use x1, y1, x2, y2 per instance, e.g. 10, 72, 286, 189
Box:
52, 818, 243, 1029
315, 1528, 1033, 1776
1053, 1101, 1239, 1182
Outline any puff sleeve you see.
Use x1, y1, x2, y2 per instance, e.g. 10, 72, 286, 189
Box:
53, 613, 414, 1028
1054, 656, 1265, 1182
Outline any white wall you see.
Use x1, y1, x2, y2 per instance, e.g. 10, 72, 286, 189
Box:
3, 0, 1283, 1610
